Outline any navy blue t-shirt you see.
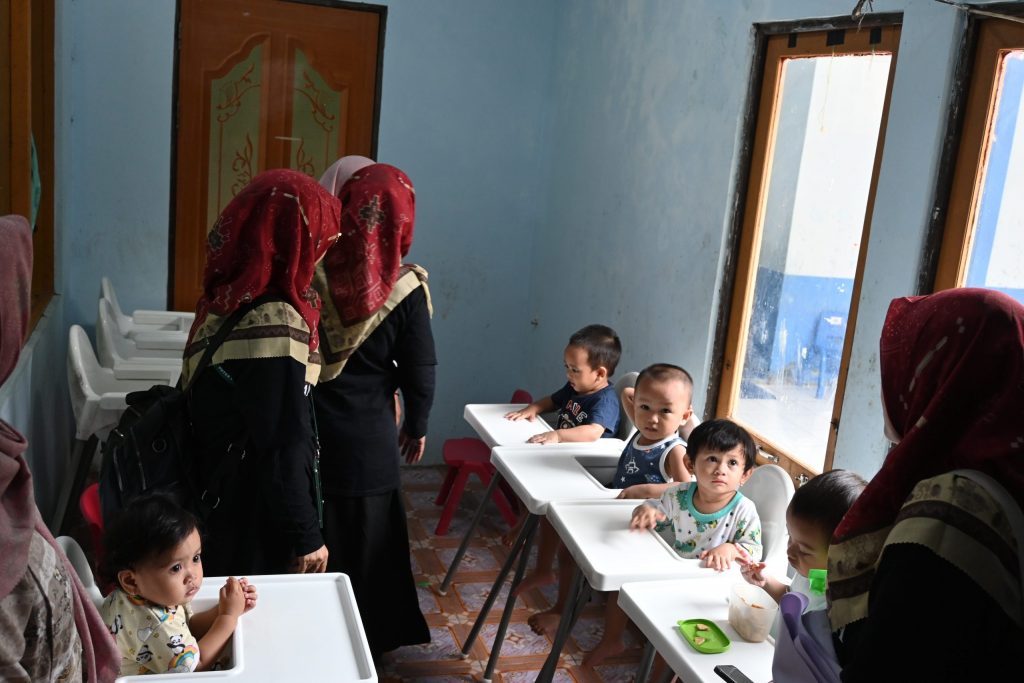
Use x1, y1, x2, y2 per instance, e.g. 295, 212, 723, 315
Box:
549, 382, 620, 438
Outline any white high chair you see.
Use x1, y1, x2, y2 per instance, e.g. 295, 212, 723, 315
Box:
97, 299, 183, 383
55, 535, 104, 609
613, 371, 639, 442
101, 276, 194, 331
100, 278, 190, 351
55, 326, 172, 534
742, 463, 796, 576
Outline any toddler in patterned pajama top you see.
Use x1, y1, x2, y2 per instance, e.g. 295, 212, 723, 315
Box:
99, 494, 257, 676
631, 418, 763, 569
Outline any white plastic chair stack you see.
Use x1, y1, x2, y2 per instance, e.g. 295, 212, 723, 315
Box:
57, 326, 171, 534
742, 463, 796, 576
100, 277, 190, 351
97, 299, 182, 385
55, 535, 104, 609
101, 276, 194, 330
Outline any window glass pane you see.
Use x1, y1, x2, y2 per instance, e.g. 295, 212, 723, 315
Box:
736, 53, 891, 469
965, 50, 1024, 305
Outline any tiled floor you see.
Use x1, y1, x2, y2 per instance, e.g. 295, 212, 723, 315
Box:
381, 466, 644, 682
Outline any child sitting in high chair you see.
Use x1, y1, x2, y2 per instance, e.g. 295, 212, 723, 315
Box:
739, 469, 867, 612
99, 493, 257, 676
616, 419, 763, 667
504, 323, 622, 443
501, 323, 622, 553
523, 363, 697, 641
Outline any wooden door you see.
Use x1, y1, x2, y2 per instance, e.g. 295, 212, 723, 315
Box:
172, 0, 383, 310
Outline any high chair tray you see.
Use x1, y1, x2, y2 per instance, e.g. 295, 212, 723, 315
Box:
491, 446, 623, 515
464, 403, 553, 447
546, 500, 727, 591
116, 573, 375, 682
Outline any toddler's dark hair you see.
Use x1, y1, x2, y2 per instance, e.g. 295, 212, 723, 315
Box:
686, 419, 757, 472
99, 493, 199, 589
568, 324, 621, 375
636, 363, 694, 397
788, 469, 867, 537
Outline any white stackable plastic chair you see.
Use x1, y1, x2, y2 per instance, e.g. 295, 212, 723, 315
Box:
97, 299, 182, 384
57, 326, 172, 534
613, 371, 639, 442
100, 278, 190, 351
55, 535, 104, 609
101, 276, 194, 330
742, 463, 796, 576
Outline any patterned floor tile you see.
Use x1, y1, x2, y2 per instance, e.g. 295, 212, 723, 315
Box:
381, 466, 643, 682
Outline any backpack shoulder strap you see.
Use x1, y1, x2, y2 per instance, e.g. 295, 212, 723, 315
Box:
183, 295, 279, 392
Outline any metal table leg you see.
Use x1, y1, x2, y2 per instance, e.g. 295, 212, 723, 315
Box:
635, 640, 657, 682
481, 514, 539, 682
536, 566, 589, 683
439, 473, 503, 595
461, 512, 539, 657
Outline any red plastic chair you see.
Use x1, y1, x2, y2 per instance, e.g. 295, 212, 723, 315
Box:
433, 390, 531, 535
79, 483, 105, 566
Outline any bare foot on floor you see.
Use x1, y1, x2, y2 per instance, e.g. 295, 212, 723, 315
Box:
511, 569, 556, 597
501, 516, 526, 547
581, 637, 627, 668
527, 609, 563, 636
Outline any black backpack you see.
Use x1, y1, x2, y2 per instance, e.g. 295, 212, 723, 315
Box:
98, 298, 266, 527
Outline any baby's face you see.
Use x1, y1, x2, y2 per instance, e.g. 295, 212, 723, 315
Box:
632, 378, 693, 443
563, 344, 605, 395
785, 511, 830, 578
129, 529, 204, 608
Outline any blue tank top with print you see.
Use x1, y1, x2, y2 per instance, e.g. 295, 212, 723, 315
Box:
611, 433, 686, 488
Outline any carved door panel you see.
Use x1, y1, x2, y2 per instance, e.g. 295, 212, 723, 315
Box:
172, 0, 382, 310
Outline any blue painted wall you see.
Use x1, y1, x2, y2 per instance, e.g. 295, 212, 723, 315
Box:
56, 0, 558, 461
17, 0, 1006, 487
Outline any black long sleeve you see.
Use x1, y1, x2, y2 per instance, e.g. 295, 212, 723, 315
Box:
190, 356, 322, 571
315, 287, 437, 496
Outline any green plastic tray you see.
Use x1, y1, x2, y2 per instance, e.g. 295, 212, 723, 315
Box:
676, 618, 731, 654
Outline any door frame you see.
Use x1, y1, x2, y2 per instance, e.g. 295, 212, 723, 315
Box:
167, 0, 387, 308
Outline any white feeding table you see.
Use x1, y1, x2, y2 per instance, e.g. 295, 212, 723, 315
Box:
117, 573, 375, 682
619, 577, 775, 683
536, 500, 744, 681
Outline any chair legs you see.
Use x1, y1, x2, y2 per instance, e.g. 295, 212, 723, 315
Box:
434, 462, 520, 536
478, 467, 519, 528
435, 465, 459, 506
435, 465, 473, 535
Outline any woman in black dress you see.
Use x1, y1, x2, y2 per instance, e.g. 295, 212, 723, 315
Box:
183, 169, 341, 577
313, 160, 434, 656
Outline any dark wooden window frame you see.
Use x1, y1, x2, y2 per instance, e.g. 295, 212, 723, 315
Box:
707, 13, 902, 484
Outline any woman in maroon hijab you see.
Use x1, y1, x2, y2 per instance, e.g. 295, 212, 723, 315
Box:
0, 215, 120, 682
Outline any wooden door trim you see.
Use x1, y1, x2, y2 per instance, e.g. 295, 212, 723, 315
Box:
168, 0, 386, 309
714, 24, 901, 478
933, 17, 1024, 292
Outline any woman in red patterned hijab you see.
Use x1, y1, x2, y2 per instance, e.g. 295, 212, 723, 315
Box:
828, 288, 1024, 681
184, 170, 342, 577
312, 162, 435, 657
182, 168, 341, 385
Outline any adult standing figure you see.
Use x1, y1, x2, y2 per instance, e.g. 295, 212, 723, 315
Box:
313, 159, 434, 657
828, 288, 1024, 681
0, 215, 120, 682
183, 169, 341, 577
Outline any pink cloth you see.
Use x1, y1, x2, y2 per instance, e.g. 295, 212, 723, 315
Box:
0, 215, 31, 387
319, 155, 375, 197
0, 214, 120, 682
